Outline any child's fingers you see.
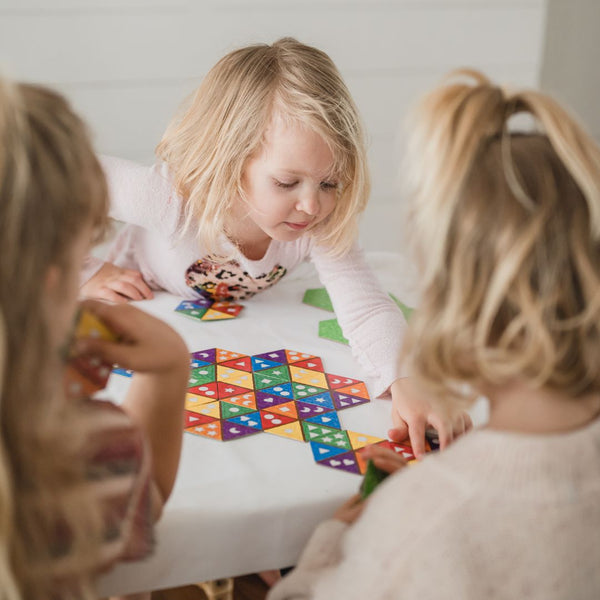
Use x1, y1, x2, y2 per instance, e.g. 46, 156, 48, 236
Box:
119, 270, 154, 300
362, 446, 407, 474
407, 418, 427, 459
107, 279, 147, 301
428, 415, 452, 450
75, 337, 133, 369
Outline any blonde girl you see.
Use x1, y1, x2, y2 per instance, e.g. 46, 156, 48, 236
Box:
0, 79, 189, 599
81, 37, 469, 454
268, 70, 600, 599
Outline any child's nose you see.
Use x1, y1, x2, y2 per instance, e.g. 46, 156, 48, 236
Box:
297, 189, 320, 216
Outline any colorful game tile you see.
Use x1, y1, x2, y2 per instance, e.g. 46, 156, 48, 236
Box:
305, 287, 414, 346
175, 298, 244, 322
302, 288, 334, 312
65, 308, 117, 399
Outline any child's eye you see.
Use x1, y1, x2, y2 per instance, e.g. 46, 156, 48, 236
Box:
274, 179, 298, 189
320, 181, 338, 191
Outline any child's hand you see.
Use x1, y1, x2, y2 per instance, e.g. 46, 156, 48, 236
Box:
75, 299, 188, 374
361, 444, 408, 475
333, 494, 364, 524
389, 377, 472, 459
81, 262, 154, 303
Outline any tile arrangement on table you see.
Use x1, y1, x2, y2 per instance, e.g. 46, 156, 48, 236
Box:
115, 347, 429, 475
174, 297, 244, 321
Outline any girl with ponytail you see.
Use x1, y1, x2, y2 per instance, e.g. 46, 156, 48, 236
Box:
0, 78, 189, 599
268, 70, 600, 600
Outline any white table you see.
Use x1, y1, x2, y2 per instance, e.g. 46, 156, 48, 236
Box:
97, 253, 487, 596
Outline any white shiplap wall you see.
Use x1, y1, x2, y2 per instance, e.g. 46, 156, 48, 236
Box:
0, 0, 547, 252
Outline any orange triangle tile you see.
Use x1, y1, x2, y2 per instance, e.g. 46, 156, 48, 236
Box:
336, 382, 370, 400
185, 421, 222, 440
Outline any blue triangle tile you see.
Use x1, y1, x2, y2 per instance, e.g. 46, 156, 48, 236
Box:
310, 441, 348, 462
304, 412, 341, 429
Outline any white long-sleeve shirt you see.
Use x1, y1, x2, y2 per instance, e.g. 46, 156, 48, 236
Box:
83, 156, 407, 395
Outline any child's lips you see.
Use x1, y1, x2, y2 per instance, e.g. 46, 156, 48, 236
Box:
285, 221, 311, 231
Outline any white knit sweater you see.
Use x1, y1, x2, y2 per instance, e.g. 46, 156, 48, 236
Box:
269, 417, 600, 599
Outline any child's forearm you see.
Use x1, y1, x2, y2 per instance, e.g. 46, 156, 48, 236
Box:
122, 366, 188, 503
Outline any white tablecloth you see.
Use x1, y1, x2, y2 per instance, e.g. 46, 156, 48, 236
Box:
97, 252, 487, 596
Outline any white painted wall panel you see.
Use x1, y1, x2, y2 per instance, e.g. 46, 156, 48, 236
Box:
0, 0, 548, 252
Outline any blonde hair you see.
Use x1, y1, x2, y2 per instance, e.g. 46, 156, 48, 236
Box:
402, 69, 600, 409
156, 37, 370, 258
0, 79, 109, 598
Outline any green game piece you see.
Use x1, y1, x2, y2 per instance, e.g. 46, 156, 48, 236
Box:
220, 401, 256, 419
188, 365, 216, 387
303, 288, 334, 312
318, 318, 349, 345
389, 293, 414, 321
359, 459, 390, 499
253, 365, 291, 389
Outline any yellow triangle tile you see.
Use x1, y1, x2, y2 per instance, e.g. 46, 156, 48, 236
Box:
265, 420, 304, 442
289, 365, 328, 388
216, 365, 254, 388
346, 430, 385, 450
186, 400, 221, 418
185, 392, 216, 410
202, 308, 235, 320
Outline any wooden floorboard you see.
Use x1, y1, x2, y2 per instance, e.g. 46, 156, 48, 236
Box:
151, 575, 269, 600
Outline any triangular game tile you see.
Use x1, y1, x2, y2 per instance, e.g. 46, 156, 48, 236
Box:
264, 420, 305, 442
285, 349, 319, 364
336, 382, 370, 400
188, 365, 216, 388
259, 410, 298, 430
185, 392, 217, 411
184, 410, 216, 428
295, 401, 334, 420
346, 430, 385, 450
185, 421, 222, 440
291, 382, 327, 400
302, 288, 334, 312
258, 383, 294, 400
252, 350, 287, 365
192, 401, 221, 419
253, 365, 291, 389
292, 357, 324, 372
211, 301, 244, 317
216, 381, 254, 398
224, 392, 257, 410
310, 441, 348, 462
201, 308, 235, 321
304, 412, 341, 429
251, 356, 283, 371
187, 382, 219, 401
317, 450, 361, 474
217, 365, 254, 389
298, 391, 335, 409
226, 412, 263, 431
215, 348, 247, 363
325, 373, 364, 390
220, 401, 256, 419
289, 365, 328, 388
222, 420, 263, 441
190, 349, 216, 364
265, 400, 298, 419
219, 356, 253, 372
332, 391, 370, 411
255, 390, 295, 410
